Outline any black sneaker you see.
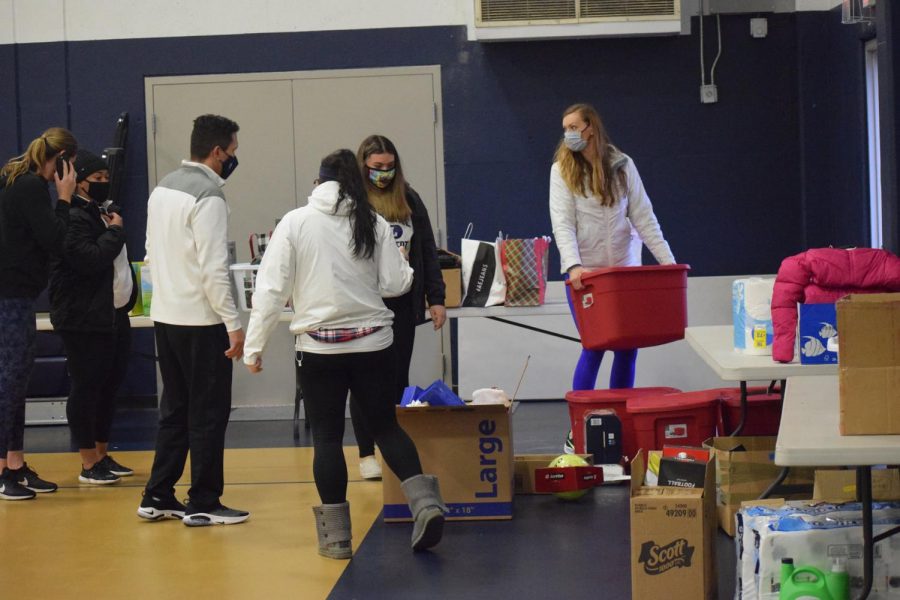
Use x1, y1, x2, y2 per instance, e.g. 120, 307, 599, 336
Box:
79, 464, 120, 485
137, 492, 187, 521
0, 468, 36, 501
97, 455, 133, 477
16, 463, 58, 493
183, 503, 250, 527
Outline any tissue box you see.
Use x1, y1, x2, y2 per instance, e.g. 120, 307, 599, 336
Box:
798, 303, 838, 364
732, 278, 774, 355
383, 403, 514, 521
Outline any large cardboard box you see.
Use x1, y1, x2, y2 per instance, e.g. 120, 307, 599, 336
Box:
513, 454, 592, 494
704, 437, 814, 537
630, 451, 716, 600
383, 403, 513, 521
813, 468, 900, 501
838, 293, 900, 434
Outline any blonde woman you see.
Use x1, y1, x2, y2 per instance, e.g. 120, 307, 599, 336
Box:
349, 135, 446, 480
0, 127, 78, 500
549, 103, 675, 391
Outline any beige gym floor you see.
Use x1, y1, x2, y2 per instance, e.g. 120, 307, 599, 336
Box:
0, 448, 383, 599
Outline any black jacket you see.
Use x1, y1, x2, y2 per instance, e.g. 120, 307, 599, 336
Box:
48, 196, 134, 332
388, 186, 445, 325
0, 172, 70, 299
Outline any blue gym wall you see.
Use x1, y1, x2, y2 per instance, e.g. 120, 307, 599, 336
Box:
0, 10, 875, 398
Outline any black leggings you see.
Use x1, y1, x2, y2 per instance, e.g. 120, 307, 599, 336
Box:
299, 347, 421, 504
350, 293, 416, 457
59, 310, 132, 449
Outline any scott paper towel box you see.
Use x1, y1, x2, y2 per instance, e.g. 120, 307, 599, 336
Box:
798, 303, 838, 364
732, 278, 775, 355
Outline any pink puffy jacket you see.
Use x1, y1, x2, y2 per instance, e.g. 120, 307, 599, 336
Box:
771, 248, 900, 362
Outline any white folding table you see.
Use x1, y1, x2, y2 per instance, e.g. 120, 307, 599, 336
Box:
685, 325, 837, 435
775, 375, 900, 600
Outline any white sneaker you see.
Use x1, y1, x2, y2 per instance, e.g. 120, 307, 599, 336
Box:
359, 455, 382, 480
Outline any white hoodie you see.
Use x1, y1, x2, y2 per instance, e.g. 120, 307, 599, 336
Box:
549, 153, 675, 274
243, 180, 413, 363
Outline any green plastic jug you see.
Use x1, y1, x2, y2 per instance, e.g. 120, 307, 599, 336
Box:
779, 558, 850, 600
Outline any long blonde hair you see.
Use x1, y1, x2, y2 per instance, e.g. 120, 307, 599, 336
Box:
1, 128, 78, 186
553, 104, 624, 207
357, 134, 412, 223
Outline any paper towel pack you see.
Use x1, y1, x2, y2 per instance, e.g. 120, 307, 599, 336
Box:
732, 278, 775, 355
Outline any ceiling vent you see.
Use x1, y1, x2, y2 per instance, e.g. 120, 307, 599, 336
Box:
471, 0, 683, 40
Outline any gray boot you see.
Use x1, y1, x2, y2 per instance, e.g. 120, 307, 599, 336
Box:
400, 474, 447, 552
312, 502, 352, 559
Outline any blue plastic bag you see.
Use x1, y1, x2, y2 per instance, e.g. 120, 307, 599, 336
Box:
414, 380, 465, 407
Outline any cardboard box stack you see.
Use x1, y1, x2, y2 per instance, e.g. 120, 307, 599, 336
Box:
837, 293, 900, 435
704, 437, 814, 537
630, 451, 716, 600
383, 403, 514, 521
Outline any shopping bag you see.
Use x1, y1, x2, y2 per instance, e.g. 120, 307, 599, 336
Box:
499, 236, 551, 306
461, 224, 506, 307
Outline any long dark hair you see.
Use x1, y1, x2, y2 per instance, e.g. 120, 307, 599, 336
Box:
320, 149, 377, 259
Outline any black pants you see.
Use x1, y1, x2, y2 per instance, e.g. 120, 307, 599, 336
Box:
299, 347, 421, 504
145, 323, 232, 509
59, 309, 132, 450
0, 298, 36, 458
350, 293, 416, 457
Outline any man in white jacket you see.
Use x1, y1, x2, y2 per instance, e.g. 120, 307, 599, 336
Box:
137, 114, 249, 527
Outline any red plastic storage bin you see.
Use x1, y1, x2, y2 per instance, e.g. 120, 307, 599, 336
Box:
718, 390, 783, 436
626, 390, 722, 453
565, 387, 681, 461
567, 264, 690, 351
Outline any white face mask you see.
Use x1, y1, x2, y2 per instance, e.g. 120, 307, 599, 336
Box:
564, 129, 588, 152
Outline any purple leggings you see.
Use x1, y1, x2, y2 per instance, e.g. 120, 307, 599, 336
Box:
564, 276, 637, 391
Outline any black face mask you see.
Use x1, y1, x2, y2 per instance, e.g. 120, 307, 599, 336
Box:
86, 181, 110, 202
220, 152, 239, 180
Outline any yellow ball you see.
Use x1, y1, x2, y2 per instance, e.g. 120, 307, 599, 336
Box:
548, 454, 590, 500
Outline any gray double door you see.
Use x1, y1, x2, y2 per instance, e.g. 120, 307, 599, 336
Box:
145, 66, 448, 409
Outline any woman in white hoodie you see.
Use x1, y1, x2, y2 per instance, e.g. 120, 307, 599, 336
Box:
549, 103, 675, 391
243, 149, 446, 559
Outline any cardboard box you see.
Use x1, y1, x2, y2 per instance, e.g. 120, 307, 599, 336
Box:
630, 451, 716, 600
838, 293, 900, 434
813, 468, 900, 501
383, 403, 513, 521
704, 437, 814, 537
441, 268, 462, 308
798, 302, 839, 364
513, 454, 592, 494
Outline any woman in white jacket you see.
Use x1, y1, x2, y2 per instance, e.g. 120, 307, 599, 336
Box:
549, 103, 675, 390
243, 150, 445, 559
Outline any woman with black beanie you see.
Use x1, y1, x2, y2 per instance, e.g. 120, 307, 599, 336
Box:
49, 149, 138, 486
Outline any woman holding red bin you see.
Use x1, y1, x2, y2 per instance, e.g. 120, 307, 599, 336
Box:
549, 103, 675, 390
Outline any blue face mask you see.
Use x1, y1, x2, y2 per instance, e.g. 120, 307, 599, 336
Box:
564, 130, 588, 153
220, 152, 239, 180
